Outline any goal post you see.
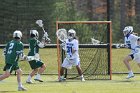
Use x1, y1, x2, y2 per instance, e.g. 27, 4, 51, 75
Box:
56, 21, 112, 80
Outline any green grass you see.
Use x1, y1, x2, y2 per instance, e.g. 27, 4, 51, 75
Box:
0, 75, 140, 93
1, 48, 140, 93
0, 48, 140, 74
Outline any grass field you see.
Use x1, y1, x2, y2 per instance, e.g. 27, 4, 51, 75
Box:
0, 75, 140, 93
0, 48, 140, 93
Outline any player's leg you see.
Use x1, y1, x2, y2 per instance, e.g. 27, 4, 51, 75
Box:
73, 59, 85, 81
26, 60, 39, 83
0, 71, 10, 81
76, 65, 85, 81
34, 64, 46, 82
34, 61, 46, 82
59, 58, 70, 82
26, 68, 38, 83
0, 63, 14, 81
16, 69, 27, 91
123, 54, 134, 79
37, 64, 46, 74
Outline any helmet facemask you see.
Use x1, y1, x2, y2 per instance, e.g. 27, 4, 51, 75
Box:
30, 30, 39, 39
68, 29, 76, 40
123, 26, 133, 36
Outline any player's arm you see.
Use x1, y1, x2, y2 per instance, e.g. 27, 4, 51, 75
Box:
37, 32, 51, 48
16, 43, 27, 61
72, 40, 79, 54
3, 42, 10, 55
37, 40, 46, 48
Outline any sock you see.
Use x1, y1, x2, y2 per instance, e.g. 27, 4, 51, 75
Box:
27, 75, 32, 81
129, 70, 133, 74
60, 76, 64, 79
80, 75, 84, 78
18, 82, 23, 88
35, 73, 41, 79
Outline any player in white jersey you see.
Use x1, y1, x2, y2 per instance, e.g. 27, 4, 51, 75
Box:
59, 29, 85, 82
122, 26, 139, 79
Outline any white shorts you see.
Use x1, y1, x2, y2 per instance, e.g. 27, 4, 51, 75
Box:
61, 58, 80, 69
134, 53, 140, 63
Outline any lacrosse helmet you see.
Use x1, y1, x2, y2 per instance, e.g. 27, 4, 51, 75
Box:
68, 29, 76, 40
123, 26, 133, 36
30, 30, 39, 39
13, 30, 22, 39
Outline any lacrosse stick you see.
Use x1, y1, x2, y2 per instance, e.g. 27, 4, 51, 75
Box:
56, 28, 67, 42
36, 20, 51, 43
91, 37, 100, 45
56, 28, 68, 50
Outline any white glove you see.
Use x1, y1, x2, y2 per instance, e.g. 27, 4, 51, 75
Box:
20, 54, 27, 61
35, 53, 40, 61
60, 42, 66, 50
42, 32, 51, 43
26, 56, 35, 61
2, 48, 6, 56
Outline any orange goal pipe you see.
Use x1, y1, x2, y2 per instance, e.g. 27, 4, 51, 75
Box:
56, 21, 61, 79
56, 21, 112, 24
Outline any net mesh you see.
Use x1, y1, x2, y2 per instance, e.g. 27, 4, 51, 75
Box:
57, 21, 112, 80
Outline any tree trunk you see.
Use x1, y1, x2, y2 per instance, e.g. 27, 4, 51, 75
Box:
120, 0, 126, 31
135, 0, 140, 26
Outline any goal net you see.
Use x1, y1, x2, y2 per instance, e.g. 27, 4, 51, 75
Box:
56, 21, 112, 80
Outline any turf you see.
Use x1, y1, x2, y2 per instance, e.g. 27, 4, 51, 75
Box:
0, 48, 140, 93
0, 75, 140, 93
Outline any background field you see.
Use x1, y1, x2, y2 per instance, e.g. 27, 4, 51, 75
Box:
0, 75, 140, 93
1, 48, 140, 74
0, 48, 140, 93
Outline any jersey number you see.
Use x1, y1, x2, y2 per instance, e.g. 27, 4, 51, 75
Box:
7, 43, 14, 54
66, 46, 72, 57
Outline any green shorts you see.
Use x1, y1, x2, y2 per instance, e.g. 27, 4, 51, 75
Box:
3, 63, 19, 73
28, 60, 44, 69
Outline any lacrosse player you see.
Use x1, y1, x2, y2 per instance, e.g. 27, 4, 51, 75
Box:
122, 26, 139, 79
0, 30, 27, 91
26, 30, 47, 83
59, 29, 85, 82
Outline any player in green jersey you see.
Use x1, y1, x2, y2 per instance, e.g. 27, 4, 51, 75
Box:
0, 30, 27, 91
26, 30, 47, 83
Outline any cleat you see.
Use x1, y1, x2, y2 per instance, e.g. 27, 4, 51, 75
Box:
18, 87, 27, 91
59, 78, 66, 82
34, 79, 43, 82
81, 77, 85, 82
126, 73, 134, 79
26, 80, 33, 84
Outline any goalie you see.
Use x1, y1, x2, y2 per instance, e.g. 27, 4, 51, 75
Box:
59, 29, 85, 82
26, 30, 47, 83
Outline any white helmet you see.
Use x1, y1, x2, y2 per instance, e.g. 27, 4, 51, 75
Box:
68, 29, 76, 39
13, 30, 22, 39
123, 26, 133, 36
30, 30, 39, 39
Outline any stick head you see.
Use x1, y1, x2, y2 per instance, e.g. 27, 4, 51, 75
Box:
36, 20, 43, 27
56, 28, 67, 42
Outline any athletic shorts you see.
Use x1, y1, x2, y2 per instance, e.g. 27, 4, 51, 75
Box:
133, 53, 140, 63
3, 63, 19, 73
61, 58, 80, 69
28, 60, 44, 69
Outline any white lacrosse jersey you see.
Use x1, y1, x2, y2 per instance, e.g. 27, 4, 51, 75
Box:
65, 39, 79, 59
133, 45, 140, 63
124, 34, 139, 53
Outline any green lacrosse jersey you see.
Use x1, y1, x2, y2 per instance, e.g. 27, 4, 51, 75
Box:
28, 38, 39, 56
5, 40, 23, 65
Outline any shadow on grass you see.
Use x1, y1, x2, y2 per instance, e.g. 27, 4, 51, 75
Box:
0, 91, 17, 93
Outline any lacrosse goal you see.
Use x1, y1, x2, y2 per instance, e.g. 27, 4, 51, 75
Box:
56, 21, 112, 80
